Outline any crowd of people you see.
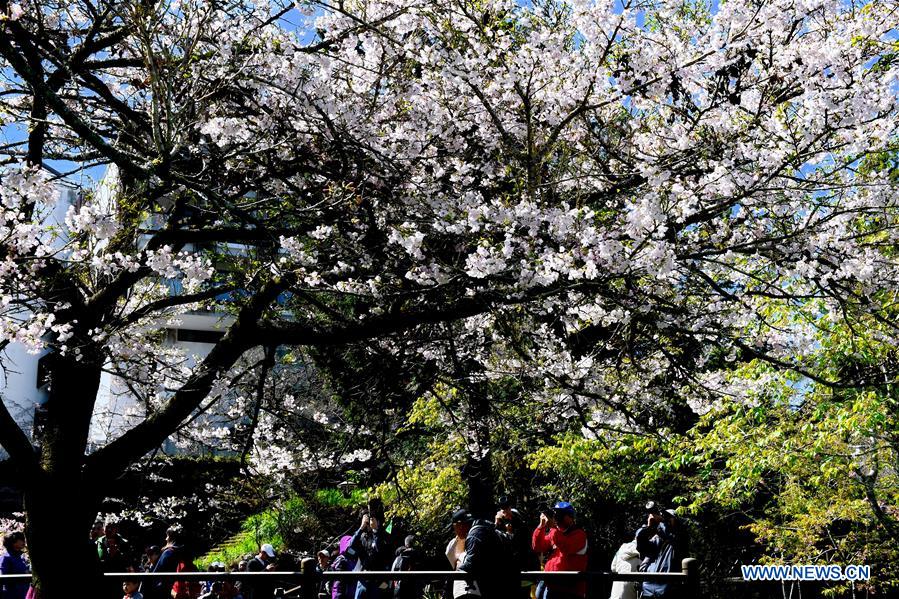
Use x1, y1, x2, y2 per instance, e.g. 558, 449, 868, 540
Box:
0, 500, 685, 599
430, 499, 684, 599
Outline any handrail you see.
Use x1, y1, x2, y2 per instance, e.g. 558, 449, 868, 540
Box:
0, 557, 702, 599
0, 570, 689, 581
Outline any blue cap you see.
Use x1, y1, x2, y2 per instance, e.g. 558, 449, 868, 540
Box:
553, 501, 575, 516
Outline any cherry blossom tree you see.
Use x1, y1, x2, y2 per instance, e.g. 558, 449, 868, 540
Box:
0, 0, 897, 593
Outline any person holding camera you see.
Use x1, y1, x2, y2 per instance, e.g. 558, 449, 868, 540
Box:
351, 512, 393, 599
531, 502, 589, 599
457, 510, 517, 599
634, 504, 684, 599
446, 510, 473, 599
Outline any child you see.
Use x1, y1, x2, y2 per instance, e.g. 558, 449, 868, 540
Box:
123, 580, 144, 599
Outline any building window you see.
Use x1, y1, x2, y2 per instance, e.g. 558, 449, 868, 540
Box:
175, 329, 225, 344
35, 353, 54, 389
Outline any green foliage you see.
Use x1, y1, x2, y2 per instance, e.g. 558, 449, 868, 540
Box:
197, 529, 263, 571
308, 291, 899, 595
377, 433, 468, 534
529, 432, 667, 506
378, 383, 523, 553
314, 487, 368, 509
645, 302, 899, 593
199, 498, 303, 568
379, 380, 691, 568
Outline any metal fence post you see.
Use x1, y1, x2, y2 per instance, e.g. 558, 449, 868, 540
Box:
682, 557, 700, 598
301, 557, 318, 599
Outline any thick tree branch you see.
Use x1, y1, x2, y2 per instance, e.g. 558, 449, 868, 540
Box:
119, 284, 240, 327
856, 466, 899, 543
256, 293, 499, 346
82, 280, 287, 483
0, 394, 39, 475
141, 226, 311, 244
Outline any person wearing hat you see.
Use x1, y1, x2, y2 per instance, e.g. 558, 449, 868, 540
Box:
247, 543, 278, 599
315, 549, 332, 598
634, 508, 685, 598
531, 502, 589, 599
317, 550, 331, 572
636, 502, 662, 571
445, 510, 473, 598
249, 543, 277, 571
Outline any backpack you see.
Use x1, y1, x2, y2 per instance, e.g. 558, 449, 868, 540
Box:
391, 552, 411, 573
390, 549, 419, 597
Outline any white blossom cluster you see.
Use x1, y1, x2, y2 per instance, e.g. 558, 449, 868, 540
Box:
0, 169, 214, 361
249, 0, 899, 349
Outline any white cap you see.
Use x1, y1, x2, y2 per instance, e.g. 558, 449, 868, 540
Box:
261, 543, 276, 557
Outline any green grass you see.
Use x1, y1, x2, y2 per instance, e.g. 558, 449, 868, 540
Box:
198, 499, 299, 569
314, 487, 367, 508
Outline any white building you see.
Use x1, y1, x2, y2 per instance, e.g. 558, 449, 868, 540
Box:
1, 167, 232, 454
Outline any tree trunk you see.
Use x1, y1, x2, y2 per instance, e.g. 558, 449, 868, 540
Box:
463, 381, 495, 520
24, 352, 105, 598
462, 452, 495, 520
24, 472, 101, 597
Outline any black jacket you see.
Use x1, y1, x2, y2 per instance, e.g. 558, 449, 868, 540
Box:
459, 520, 517, 598
144, 544, 182, 599
351, 526, 393, 571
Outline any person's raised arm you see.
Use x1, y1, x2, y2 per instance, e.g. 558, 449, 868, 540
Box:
532, 514, 554, 554
350, 515, 370, 559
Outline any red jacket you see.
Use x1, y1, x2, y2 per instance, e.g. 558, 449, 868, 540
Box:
172, 559, 202, 599
532, 524, 589, 596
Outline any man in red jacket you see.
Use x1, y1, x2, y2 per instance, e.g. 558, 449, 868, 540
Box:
532, 502, 589, 599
